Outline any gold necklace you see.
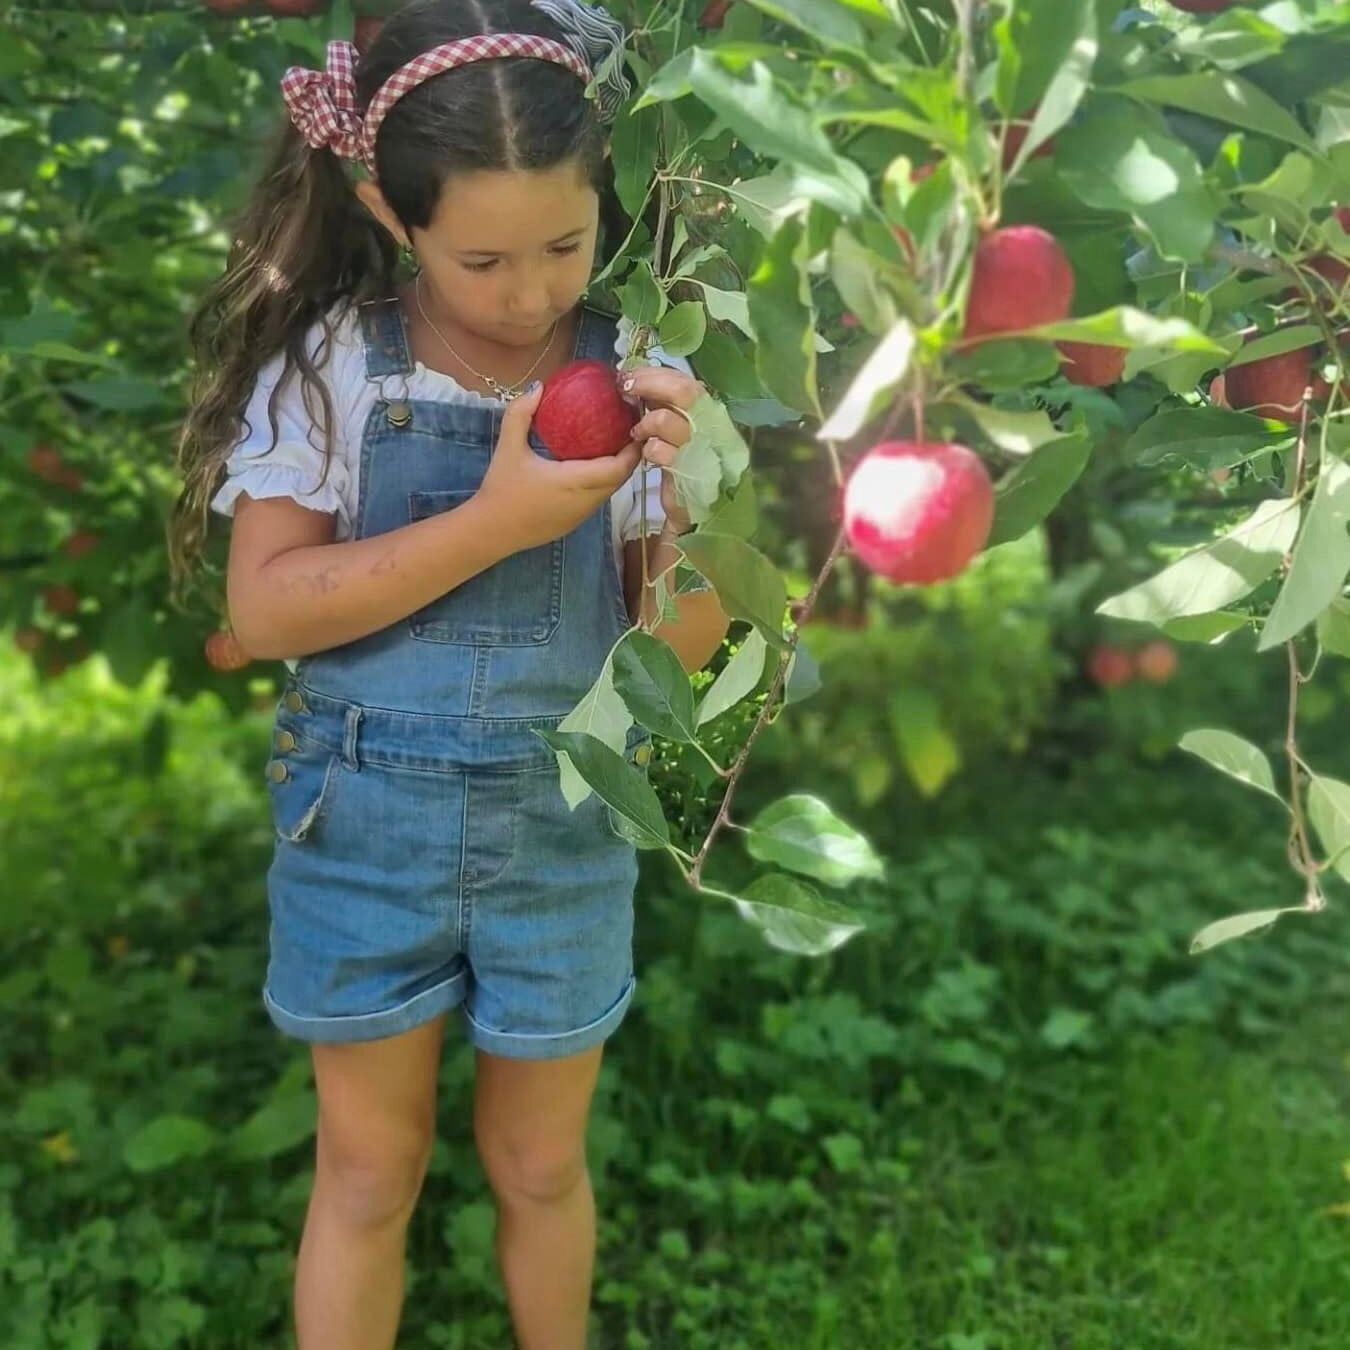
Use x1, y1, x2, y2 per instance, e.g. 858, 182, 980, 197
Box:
415, 275, 559, 402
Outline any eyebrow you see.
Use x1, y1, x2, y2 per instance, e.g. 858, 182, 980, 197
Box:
459, 228, 587, 259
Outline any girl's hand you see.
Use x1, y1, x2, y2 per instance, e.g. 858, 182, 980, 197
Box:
620, 366, 706, 534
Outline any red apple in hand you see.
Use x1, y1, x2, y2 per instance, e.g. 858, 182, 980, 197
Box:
535, 360, 640, 461
1088, 644, 1132, 689
205, 629, 252, 671
1135, 639, 1178, 684
961, 226, 1075, 341
1058, 341, 1127, 387
1225, 345, 1315, 423
843, 441, 994, 585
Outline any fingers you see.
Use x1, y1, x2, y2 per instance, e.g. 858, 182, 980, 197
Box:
497, 382, 545, 451
637, 437, 682, 470
619, 365, 705, 410
629, 406, 694, 453
558, 440, 643, 492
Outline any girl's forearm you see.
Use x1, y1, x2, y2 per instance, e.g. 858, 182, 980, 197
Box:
638, 524, 731, 673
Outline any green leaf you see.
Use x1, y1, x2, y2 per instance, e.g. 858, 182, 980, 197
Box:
1127, 407, 1285, 468
667, 436, 724, 525
818, 320, 915, 442
612, 632, 698, 743
536, 731, 670, 849
988, 435, 1091, 547
1027, 306, 1228, 354
748, 215, 822, 419
685, 53, 870, 217
658, 301, 708, 358
1258, 457, 1350, 651
697, 628, 768, 727
64, 377, 164, 411
123, 1116, 217, 1173
1190, 908, 1290, 955
232, 1093, 316, 1162
1309, 776, 1350, 881
553, 654, 632, 809
744, 794, 884, 887
1057, 98, 1218, 262
1316, 598, 1350, 658
829, 227, 900, 335
1163, 612, 1251, 645
679, 532, 788, 649
784, 640, 822, 706
687, 281, 754, 338
889, 687, 960, 798
948, 339, 1061, 392
689, 391, 752, 495
956, 398, 1062, 456
1117, 73, 1316, 152
1172, 12, 1287, 71
609, 102, 660, 221
704, 472, 758, 539
618, 261, 666, 329
1178, 729, 1283, 803
1226, 325, 1323, 367
706, 874, 867, 956
1097, 497, 1300, 623
739, 0, 865, 52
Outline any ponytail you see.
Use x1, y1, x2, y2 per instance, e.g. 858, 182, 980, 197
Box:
168, 123, 394, 609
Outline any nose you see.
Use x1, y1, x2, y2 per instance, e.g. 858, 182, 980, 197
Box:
509, 272, 552, 321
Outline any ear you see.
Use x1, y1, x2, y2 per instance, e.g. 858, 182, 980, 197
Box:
354, 179, 409, 250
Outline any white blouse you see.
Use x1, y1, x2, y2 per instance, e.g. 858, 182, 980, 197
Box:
208, 307, 693, 568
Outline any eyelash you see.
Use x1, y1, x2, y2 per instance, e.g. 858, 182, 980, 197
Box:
463, 243, 582, 274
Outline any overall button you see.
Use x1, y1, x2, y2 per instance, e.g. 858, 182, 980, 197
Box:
633, 743, 652, 767
275, 730, 297, 754
267, 760, 290, 784
283, 690, 306, 713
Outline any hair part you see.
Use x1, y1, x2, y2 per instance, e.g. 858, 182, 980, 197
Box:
169, 0, 626, 609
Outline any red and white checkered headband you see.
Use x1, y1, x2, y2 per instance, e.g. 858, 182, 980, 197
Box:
281, 33, 597, 177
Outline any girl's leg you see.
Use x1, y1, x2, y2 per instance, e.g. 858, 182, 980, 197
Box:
473, 1046, 606, 1350
295, 1014, 447, 1350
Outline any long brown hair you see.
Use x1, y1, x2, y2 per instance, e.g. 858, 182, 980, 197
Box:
169, 0, 627, 609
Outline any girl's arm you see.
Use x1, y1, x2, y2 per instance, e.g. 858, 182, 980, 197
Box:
624, 522, 731, 673
227, 491, 515, 661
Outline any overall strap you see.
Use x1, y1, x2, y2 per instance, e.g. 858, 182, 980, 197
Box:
357, 298, 414, 427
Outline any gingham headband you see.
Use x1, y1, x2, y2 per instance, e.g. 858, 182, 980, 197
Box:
280, 0, 630, 176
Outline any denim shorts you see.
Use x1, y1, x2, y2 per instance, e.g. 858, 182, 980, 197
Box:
259, 681, 646, 1057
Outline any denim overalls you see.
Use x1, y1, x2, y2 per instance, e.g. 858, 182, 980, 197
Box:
260, 298, 648, 1056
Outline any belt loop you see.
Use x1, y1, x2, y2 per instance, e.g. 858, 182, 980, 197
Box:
342, 705, 364, 771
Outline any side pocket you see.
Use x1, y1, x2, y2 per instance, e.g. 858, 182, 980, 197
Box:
266, 744, 341, 844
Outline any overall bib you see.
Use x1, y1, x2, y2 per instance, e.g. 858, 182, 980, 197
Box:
260, 298, 648, 1056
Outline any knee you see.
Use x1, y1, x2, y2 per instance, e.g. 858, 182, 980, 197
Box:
477, 1133, 587, 1207
316, 1125, 434, 1229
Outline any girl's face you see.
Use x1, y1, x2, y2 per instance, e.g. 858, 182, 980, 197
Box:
406, 159, 600, 349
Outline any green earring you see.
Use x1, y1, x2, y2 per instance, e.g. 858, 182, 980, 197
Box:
400, 242, 418, 272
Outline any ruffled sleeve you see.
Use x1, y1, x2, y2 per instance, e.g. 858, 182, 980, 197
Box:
209, 340, 354, 539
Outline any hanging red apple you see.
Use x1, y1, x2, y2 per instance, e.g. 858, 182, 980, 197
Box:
61, 530, 100, 560
1134, 640, 1178, 684
1225, 345, 1315, 423
843, 441, 994, 586
1058, 341, 1127, 387
205, 628, 253, 671
42, 584, 80, 617
1001, 108, 1055, 171
961, 226, 1074, 341
535, 359, 640, 461
1087, 644, 1132, 688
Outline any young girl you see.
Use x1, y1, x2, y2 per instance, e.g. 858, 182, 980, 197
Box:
170, 2, 730, 1346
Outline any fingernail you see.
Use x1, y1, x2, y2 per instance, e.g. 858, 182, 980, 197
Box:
527, 380, 542, 394
620, 375, 635, 392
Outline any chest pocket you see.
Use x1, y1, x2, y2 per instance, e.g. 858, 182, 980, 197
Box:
406, 489, 565, 645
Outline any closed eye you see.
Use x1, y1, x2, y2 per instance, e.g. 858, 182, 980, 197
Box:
463, 243, 582, 274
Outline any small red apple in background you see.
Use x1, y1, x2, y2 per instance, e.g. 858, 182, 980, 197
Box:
353, 13, 384, 51
1088, 643, 1132, 689
535, 359, 639, 461
205, 628, 253, 671
1166, 0, 1237, 12
698, 0, 734, 26
1225, 345, 1314, 423
42, 585, 80, 617
27, 443, 70, 484
1209, 465, 1233, 484
61, 530, 99, 560
1058, 341, 1127, 387
843, 440, 994, 586
13, 626, 43, 655
840, 312, 859, 329
1001, 109, 1054, 171
1135, 639, 1178, 684
961, 226, 1074, 341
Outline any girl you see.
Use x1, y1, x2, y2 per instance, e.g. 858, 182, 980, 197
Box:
170, 2, 731, 1346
